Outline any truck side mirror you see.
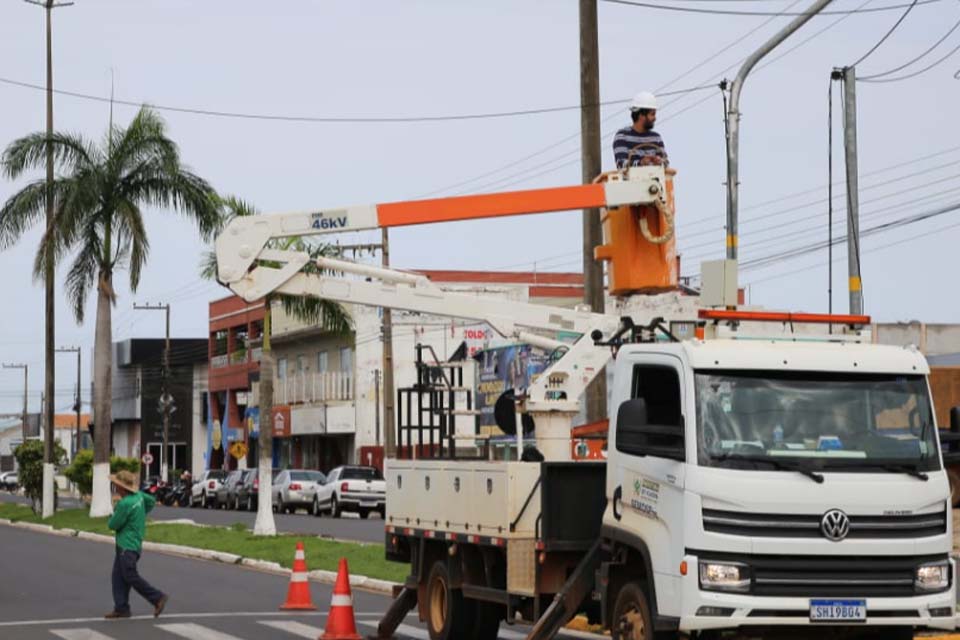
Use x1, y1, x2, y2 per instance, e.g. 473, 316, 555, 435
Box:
615, 398, 685, 462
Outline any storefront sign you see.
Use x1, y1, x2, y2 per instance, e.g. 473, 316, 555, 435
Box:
272, 406, 291, 437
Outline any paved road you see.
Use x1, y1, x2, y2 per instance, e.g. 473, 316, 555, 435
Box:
0, 525, 601, 640
0, 492, 385, 544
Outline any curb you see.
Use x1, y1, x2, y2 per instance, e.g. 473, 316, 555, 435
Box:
0, 517, 398, 596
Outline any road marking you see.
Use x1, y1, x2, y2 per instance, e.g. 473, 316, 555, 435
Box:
359, 622, 430, 639
50, 630, 116, 640
156, 623, 249, 639
0, 612, 382, 628
257, 620, 324, 638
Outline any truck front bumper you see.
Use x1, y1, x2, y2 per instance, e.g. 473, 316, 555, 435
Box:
677, 554, 957, 632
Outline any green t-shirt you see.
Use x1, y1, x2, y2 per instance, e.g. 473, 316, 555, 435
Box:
107, 491, 155, 552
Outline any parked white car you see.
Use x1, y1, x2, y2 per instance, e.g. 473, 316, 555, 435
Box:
272, 469, 326, 514
0, 471, 18, 491
313, 465, 385, 518
190, 469, 228, 508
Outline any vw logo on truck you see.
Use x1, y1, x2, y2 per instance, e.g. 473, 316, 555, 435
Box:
821, 509, 851, 542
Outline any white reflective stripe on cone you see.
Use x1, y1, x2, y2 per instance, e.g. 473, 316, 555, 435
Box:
290, 572, 308, 583
295, 550, 305, 560
330, 594, 353, 607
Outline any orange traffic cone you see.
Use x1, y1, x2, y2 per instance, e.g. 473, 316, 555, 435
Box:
280, 541, 317, 611
321, 558, 362, 640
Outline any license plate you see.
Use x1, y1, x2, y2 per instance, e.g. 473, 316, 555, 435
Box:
360, 501, 377, 507
810, 599, 866, 622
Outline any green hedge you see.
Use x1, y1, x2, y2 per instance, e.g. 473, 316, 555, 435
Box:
64, 451, 141, 497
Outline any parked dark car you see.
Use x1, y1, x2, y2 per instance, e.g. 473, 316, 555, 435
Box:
215, 469, 252, 509
235, 468, 280, 511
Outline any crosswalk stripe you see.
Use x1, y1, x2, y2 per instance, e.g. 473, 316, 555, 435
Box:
359, 621, 430, 639
257, 620, 324, 638
156, 623, 244, 640
50, 630, 116, 640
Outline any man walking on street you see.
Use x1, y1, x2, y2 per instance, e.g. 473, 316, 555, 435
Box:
613, 91, 668, 169
104, 470, 168, 619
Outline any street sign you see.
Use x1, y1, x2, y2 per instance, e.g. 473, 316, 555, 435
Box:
141, 452, 154, 466
229, 441, 248, 460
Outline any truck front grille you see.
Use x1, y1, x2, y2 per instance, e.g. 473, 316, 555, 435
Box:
696, 551, 950, 598
702, 507, 946, 540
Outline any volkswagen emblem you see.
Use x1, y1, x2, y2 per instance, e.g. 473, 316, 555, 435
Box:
821, 509, 850, 542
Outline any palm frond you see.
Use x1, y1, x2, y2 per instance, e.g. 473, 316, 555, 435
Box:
198, 249, 219, 280
114, 199, 149, 290
2, 131, 97, 178
64, 233, 102, 323
279, 295, 353, 335
0, 179, 49, 249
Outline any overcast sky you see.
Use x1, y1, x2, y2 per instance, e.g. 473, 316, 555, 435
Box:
1, 0, 958, 413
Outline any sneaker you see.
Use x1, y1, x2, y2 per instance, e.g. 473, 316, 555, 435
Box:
153, 594, 168, 618
104, 610, 131, 619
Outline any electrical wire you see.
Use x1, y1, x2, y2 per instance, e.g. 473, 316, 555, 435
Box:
600, 0, 941, 16
859, 40, 960, 82
858, 15, 960, 78
848, 0, 918, 66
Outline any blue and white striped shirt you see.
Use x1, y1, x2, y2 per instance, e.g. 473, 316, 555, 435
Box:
613, 126, 667, 168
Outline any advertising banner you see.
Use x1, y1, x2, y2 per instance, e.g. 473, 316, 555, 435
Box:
476, 344, 549, 431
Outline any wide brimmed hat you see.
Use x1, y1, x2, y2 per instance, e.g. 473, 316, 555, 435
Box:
110, 470, 139, 494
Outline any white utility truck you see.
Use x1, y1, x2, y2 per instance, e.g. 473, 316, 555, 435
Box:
215, 166, 956, 639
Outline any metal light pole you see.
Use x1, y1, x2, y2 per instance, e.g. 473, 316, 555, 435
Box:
55, 347, 81, 459
3, 364, 28, 442
725, 0, 835, 260
134, 303, 171, 482
24, 0, 73, 520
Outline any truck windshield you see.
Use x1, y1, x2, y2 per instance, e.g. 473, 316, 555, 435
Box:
696, 370, 940, 472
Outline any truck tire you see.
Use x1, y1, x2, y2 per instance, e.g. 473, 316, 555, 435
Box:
611, 581, 654, 640
466, 602, 501, 640
425, 560, 470, 640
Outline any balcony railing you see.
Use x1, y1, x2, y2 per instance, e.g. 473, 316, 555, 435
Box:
276, 371, 353, 405
211, 354, 229, 368
211, 347, 263, 369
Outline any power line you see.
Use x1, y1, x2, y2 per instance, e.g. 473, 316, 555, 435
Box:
859, 14, 960, 78
600, 0, 941, 16
0, 74, 716, 125
848, 0, 918, 67
859, 39, 960, 82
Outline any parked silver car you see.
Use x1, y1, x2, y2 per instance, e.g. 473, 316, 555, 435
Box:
273, 469, 326, 514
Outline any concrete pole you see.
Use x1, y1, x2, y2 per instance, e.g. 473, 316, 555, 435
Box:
381, 228, 397, 458
842, 66, 863, 315
725, 0, 835, 260
579, 0, 606, 423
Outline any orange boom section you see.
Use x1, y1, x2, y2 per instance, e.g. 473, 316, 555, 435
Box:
375, 184, 608, 227
594, 169, 678, 295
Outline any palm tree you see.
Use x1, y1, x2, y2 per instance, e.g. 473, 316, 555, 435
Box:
0, 107, 221, 517
203, 196, 351, 535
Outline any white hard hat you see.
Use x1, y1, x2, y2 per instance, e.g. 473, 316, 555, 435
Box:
630, 91, 658, 111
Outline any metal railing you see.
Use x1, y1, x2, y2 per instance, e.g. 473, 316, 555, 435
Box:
276, 371, 353, 405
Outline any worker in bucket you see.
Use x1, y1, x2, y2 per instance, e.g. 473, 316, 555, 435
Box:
613, 91, 668, 168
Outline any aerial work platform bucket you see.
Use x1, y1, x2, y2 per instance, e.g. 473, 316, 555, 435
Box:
594, 165, 678, 296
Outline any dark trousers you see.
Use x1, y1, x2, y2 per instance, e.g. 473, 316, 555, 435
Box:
111, 548, 164, 613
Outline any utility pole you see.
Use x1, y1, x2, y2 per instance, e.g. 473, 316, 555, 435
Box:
25, 0, 73, 520
724, 0, 834, 260
374, 369, 381, 447
579, 0, 606, 423
134, 303, 171, 482
840, 66, 863, 315
55, 347, 80, 459
3, 364, 28, 443
381, 229, 397, 458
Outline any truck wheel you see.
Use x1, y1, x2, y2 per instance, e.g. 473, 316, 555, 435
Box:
425, 561, 469, 640
466, 602, 501, 640
611, 581, 653, 640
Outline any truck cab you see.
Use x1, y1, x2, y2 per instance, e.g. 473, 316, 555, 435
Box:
603, 338, 955, 637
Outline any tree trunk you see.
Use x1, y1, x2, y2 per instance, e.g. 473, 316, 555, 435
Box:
89, 269, 114, 517
254, 302, 276, 536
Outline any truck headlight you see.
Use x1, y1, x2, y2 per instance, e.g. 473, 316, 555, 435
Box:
699, 561, 750, 593
915, 561, 950, 591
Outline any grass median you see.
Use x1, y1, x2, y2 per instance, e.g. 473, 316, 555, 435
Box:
0, 503, 406, 584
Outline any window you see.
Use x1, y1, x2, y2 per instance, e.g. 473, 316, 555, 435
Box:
341, 466, 383, 481
277, 357, 288, 380
630, 365, 682, 427
317, 351, 328, 373
696, 371, 939, 471
297, 354, 306, 374
339, 347, 353, 373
